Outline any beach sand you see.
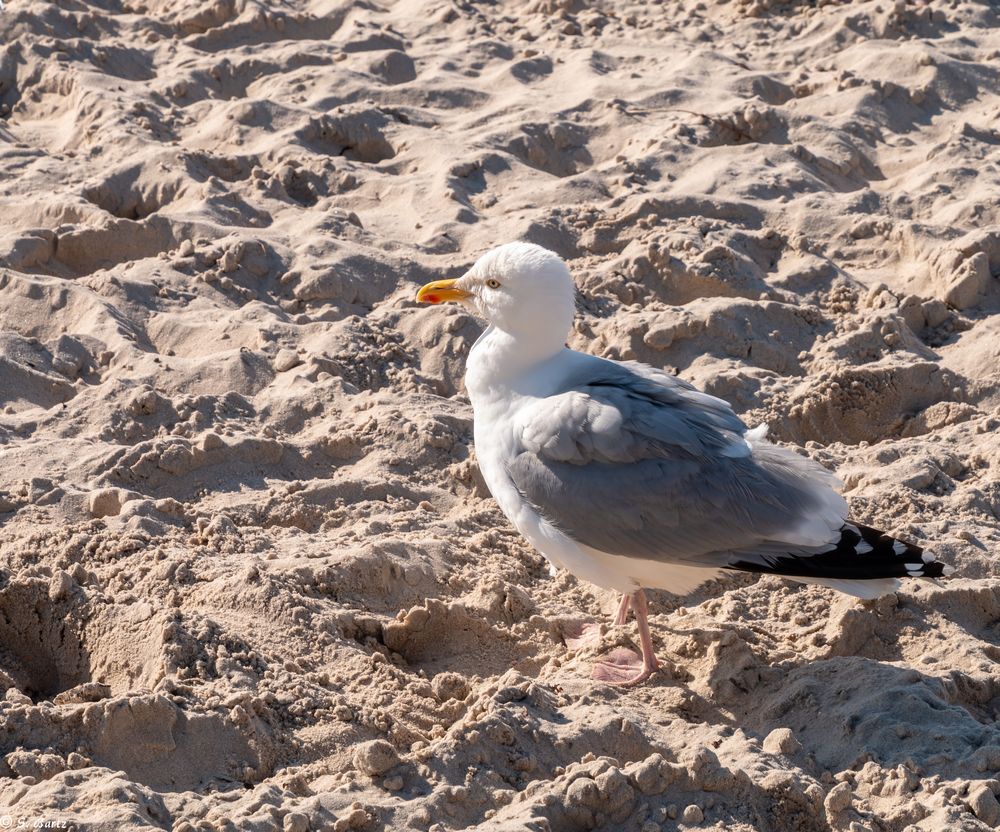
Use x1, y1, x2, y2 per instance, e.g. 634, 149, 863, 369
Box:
1, 0, 999, 828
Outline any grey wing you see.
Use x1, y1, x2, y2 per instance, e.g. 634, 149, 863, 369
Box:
507, 357, 847, 564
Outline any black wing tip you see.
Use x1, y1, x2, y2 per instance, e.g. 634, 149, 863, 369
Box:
728, 522, 955, 581
849, 522, 956, 579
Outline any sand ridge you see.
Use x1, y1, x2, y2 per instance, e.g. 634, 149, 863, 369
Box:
0, 0, 999, 829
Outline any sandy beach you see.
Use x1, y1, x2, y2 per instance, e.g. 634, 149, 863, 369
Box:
1, 0, 999, 828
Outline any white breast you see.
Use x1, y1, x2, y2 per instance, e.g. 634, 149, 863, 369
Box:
470, 392, 631, 592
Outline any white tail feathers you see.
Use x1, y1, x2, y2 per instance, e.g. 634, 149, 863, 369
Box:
790, 576, 901, 600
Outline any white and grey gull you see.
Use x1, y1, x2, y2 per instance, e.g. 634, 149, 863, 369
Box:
417, 242, 953, 686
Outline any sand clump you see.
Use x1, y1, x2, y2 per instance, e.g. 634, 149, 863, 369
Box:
0, 0, 999, 829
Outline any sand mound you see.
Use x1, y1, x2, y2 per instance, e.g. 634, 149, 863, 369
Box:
1, 0, 999, 828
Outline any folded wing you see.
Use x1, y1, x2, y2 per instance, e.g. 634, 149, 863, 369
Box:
506, 356, 848, 565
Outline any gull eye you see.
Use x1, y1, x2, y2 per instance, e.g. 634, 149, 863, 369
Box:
485, 278, 501, 289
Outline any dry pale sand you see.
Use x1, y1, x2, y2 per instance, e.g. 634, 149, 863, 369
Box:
0, 0, 999, 829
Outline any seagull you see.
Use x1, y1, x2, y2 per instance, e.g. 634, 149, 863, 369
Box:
416, 242, 953, 686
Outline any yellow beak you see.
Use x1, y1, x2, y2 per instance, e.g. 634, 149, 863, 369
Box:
416, 279, 472, 304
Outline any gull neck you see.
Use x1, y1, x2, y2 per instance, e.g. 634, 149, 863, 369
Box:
465, 325, 567, 399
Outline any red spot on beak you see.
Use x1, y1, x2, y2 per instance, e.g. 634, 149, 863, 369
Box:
425, 294, 439, 303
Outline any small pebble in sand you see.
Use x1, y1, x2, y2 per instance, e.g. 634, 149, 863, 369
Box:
48, 570, 73, 601
67, 752, 90, 769
283, 813, 309, 832
431, 671, 470, 702
682, 803, 703, 824
763, 727, 802, 756
87, 487, 123, 518
200, 432, 225, 451
333, 807, 370, 831
968, 784, 1000, 826
354, 739, 399, 776
274, 349, 302, 372
824, 782, 853, 815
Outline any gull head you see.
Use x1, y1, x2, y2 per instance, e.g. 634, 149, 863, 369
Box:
416, 243, 575, 348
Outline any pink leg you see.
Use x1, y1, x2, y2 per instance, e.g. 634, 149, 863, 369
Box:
592, 589, 661, 686
631, 589, 661, 683
614, 592, 630, 626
